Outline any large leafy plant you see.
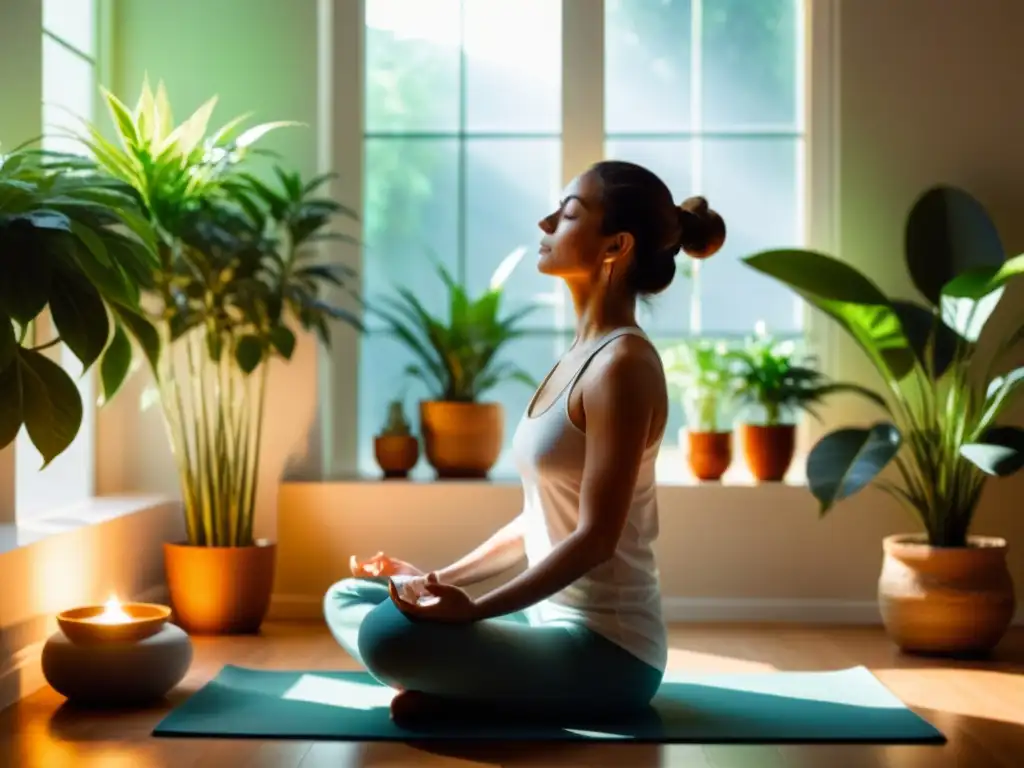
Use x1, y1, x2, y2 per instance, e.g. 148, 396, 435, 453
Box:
661, 339, 735, 431
744, 185, 1024, 547
0, 144, 157, 465
64, 82, 361, 547
374, 249, 536, 402
728, 329, 883, 426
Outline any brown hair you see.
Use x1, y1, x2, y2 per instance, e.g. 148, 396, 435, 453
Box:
591, 160, 726, 296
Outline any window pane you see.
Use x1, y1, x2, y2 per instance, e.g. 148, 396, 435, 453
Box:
365, 0, 461, 133
699, 138, 803, 335
702, 0, 801, 129
42, 35, 94, 154
464, 138, 562, 327
363, 138, 459, 327
604, 139, 695, 335
605, 0, 693, 134
43, 0, 95, 57
463, 0, 561, 133
358, 332, 570, 478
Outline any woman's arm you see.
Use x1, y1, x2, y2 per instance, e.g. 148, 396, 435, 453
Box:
472, 348, 661, 620
434, 514, 527, 588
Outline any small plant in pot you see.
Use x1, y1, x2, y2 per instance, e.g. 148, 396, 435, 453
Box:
374, 398, 419, 479
661, 339, 736, 480
373, 249, 536, 479
744, 184, 1024, 655
70, 82, 362, 634
728, 326, 879, 482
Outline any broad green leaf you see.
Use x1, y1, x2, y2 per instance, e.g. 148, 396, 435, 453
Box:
904, 185, 1004, 305
99, 322, 132, 405
940, 287, 1003, 342
0, 360, 22, 448
0, 314, 14, 371
49, 268, 109, 369
977, 367, 1024, 434
102, 87, 142, 149
18, 347, 84, 467
890, 300, 959, 377
234, 121, 300, 149
69, 220, 111, 267
235, 335, 263, 374
269, 326, 296, 359
22, 209, 72, 232
0, 229, 54, 324
112, 305, 161, 371
806, 423, 903, 514
743, 249, 915, 380
942, 253, 1024, 299
961, 426, 1024, 476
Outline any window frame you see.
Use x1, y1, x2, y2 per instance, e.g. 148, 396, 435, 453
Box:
314, 0, 839, 480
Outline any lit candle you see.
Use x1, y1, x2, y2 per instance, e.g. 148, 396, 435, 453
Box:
89, 596, 133, 625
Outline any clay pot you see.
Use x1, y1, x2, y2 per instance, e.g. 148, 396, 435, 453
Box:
739, 423, 795, 482
686, 430, 733, 481
374, 435, 419, 478
164, 541, 276, 634
878, 534, 1015, 656
420, 401, 503, 479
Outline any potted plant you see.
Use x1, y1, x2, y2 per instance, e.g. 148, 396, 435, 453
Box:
744, 184, 1023, 655
0, 144, 157, 462
374, 399, 419, 479
728, 327, 880, 482
69, 82, 362, 634
661, 339, 736, 480
373, 249, 536, 478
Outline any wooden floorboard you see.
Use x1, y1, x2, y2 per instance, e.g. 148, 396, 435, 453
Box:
1, 622, 1022, 767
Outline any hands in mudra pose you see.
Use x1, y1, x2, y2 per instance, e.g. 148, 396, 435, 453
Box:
349, 552, 479, 623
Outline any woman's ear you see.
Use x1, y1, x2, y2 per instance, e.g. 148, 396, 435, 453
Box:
603, 232, 633, 263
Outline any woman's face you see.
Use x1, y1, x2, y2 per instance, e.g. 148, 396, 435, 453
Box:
536, 171, 630, 280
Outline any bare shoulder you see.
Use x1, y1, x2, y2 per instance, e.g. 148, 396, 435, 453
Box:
584, 333, 666, 400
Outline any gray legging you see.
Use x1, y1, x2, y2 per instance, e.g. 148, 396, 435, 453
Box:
323, 577, 663, 719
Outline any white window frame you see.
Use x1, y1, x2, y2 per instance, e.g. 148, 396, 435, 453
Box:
11, 0, 108, 522
313, 0, 839, 480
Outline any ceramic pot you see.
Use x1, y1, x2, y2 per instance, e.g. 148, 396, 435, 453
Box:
739, 423, 795, 482
164, 540, 276, 634
374, 435, 419, 478
686, 430, 733, 481
878, 533, 1015, 656
420, 401, 503, 479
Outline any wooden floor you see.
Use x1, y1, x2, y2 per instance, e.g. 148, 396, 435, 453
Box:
1, 621, 1022, 768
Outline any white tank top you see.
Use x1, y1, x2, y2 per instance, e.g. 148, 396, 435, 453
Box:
511, 326, 668, 673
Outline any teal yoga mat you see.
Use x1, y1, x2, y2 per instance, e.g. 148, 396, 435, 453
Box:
152, 665, 944, 744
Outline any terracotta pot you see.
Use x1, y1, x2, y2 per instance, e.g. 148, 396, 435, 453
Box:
374, 435, 419, 478
420, 400, 503, 479
686, 430, 732, 481
878, 534, 1015, 656
739, 423, 795, 482
164, 541, 276, 634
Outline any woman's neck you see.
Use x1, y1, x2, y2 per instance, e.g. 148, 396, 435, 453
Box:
566, 277, 638, 342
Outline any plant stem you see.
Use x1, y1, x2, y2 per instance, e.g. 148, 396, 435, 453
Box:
30, 336, 61, 352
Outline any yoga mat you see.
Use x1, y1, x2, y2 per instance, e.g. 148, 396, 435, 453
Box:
152, 665, 944, 744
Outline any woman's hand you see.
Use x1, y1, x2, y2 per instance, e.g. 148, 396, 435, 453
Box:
349, 552, 423, 579
388, 572, 480, 624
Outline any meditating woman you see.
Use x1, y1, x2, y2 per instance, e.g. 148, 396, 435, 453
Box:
325, 160, 726, 725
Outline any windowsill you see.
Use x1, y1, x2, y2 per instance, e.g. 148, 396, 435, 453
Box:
0, 494, 177, 556
327, 447, 808, 488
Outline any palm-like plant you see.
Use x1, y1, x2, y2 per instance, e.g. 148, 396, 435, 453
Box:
374, 250, 537, 402
62, 82, 361, 547
744, 185, 1024, 547
0, 144, 157, 465
728, 329, 884, 426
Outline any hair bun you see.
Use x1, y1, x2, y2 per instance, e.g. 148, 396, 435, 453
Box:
677, 196, 726, 260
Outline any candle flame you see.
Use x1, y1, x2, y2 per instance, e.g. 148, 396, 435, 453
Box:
93, 595, 132, 624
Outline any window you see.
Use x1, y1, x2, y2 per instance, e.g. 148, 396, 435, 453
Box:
16, 0, 99, 519
358, 0, 805, 477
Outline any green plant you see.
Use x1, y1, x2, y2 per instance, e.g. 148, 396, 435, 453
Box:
728, 328, 883, 427
0, 143, 158, 465
379, 399, 412, 437
67, 81, 361, 547
373, 248, 537, 402
744, 185, 1024, 547
661, 339, 735, 431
